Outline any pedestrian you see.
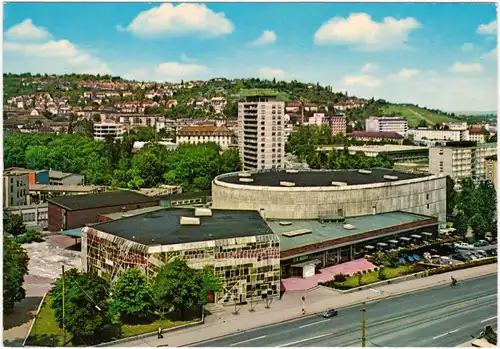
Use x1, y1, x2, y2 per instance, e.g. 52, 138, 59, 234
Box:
158, 326, 163, 339
302, 296, 306, 314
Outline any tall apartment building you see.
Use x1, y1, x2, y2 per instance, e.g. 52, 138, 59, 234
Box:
366, 116, 408, 137
94, 123, 125, 141
3, 169, 29, 208
238, 96, 285, 171
485, 155, 497, 189
429, 142, 497, 182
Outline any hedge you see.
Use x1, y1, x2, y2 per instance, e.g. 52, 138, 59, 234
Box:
428, 257, 497, 276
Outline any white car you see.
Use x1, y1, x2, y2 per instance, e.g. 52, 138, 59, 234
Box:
454, 242, 475, 250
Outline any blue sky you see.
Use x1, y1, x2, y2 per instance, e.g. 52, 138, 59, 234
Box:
3, 2, 497, 111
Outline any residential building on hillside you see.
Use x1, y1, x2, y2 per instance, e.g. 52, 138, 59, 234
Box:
3, 169, 29, 208
366, 116, 408, 137
469, 128, 487, 143
347, 131, 404, 145
94, 122, 125, 141
443, 122, 468, 131
429, 142, 497, 182
317, 145, 428, 162
81, 208, 280, 305
485, 155, 497, 189
238, 96, 286, 170
306, 113, 329, 126
409, 128, 469, 142
210, 97, 227, 112
330, 115, 347, 135
176, 124, 235, 150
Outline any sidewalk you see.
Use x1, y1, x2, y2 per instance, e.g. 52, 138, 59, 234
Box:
115, 263, 497, 347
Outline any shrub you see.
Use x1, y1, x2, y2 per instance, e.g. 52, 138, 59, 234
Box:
333, 273, 347, 282
15, 230, 43, 244
370, 252, 385, 266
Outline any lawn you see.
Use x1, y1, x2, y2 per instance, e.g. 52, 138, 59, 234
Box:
332, 265, 413, 289
380, 104, 458, 128
26, 295, 201, 347
236, 88, 291, 101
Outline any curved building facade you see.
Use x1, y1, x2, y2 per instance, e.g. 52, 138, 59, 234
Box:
212, 169, 447, 223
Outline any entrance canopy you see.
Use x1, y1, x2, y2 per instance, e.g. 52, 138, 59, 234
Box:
399, 237, 411, 241
364, 245, 375, 250
421, 232, 433, 237
411, 234, 422, 239
377, 242, 388, 246
388, 240, 399, 244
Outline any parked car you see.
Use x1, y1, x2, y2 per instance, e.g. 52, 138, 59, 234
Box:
474, 240, 490, 247
467, 253, 478, 260
452, 253, 469, 262
454, 242, 475, 250
476, 250, 488, 258
322, 309, 339, 318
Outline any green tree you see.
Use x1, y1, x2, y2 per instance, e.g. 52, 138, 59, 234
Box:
446, 176, 456, 216
25, 145, 51, 169
199, 267, 222, 305
152, 259, 202, 319
3, 213, 27, 237
51, 269, 111, 341
3, 238, 29, 313
110, 268, 154, 324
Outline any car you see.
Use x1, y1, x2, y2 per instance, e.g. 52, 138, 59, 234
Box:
454, 242, 475, 250
467, 253, 478, 260
474, 240, 490, 247
322, 309, 339, 318
476, 250, 488, 258
452, 253, 469, 262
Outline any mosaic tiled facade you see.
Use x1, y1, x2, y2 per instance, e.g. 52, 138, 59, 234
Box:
82, 227, 280, 304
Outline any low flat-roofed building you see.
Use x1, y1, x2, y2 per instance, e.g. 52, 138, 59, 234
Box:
317, 145, 429, 162
268, 211, 438, 277
82, 208, 280, 305
49, 170, 85, 186
5, 203, 49, 230
347, 131, 404, 144
47, 191, 159, 232
156, 190, 211, 208
28, 184, 103, 204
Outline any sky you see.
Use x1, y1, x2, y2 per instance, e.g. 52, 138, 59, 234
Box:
3, 2, 498, 112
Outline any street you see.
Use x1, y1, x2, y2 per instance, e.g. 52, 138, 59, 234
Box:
191, 274, 497, 347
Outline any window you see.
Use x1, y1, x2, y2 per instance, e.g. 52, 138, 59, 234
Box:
426, 194, 429, 200
426, 204, 430, 209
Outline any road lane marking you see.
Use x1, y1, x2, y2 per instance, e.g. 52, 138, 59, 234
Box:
230, 336, 267, 346
433, 328, 461, 340
278, 333, 329, 347
299, 319, 330, 328
481, 316, 497, 323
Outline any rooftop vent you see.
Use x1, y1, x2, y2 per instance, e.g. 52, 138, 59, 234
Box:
331, 181, 348, 186
384, 175, 398, 180
358, 169, 372, 174
280, 181, 295, 187
238, 172, 252, 177
343, 224, 356, 230
195, 208, 212, 217
279, 221, 292, 226
180, 216, 200, 225
239, 178, 254, 183
286, 169, 299, 174
282, 229, 312, 237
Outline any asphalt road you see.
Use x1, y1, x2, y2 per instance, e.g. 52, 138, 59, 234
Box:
192, 274, 497, 347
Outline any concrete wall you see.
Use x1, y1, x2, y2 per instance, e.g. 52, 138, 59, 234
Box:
212, 172, 447, 223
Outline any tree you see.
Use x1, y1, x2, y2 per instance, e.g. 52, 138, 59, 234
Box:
3, 213, 27, 237
3, 238, 29, 313
199, 266, 222, 305
110, 268, 154, 324
152, 259, 202, 319
51, 269, 111, 341
446, 176, 456, 216
418, 120, 428, 128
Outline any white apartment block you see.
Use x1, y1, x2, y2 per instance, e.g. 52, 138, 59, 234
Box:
366, 116, 408, 137
94, 123, 125, 141
443, 122, 468, 131
409, 128, 469, 142
238, 96, 285, 171
429, 142, 497, 182
307, 113, 329, 126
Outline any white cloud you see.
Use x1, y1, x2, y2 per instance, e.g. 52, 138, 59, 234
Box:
342, 74, 382, 87
389, 68, 420, 79
258, 67, 285, 79
251, 30, 277, 46
5, 19, 51, 42
4, 40, 110, 75
314, 13, 420, 49
123, 62, 209, 82
122, 3, 234, 38
477, 20, 497, 35
449, 62, 484, 73
481, 47, 497, 60
460, 42, 475, 51
361, 63, 376, 73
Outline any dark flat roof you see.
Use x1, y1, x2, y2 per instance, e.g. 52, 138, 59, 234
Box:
47, 191, 158, 211
218, 169, 429, 187
91, 208, 271, 246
